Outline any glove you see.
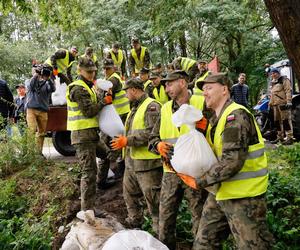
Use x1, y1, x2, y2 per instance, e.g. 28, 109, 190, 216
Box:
286, 102, 292, 109
177, 173, 198, 190
110, 135, 128, 150
157, 142, 174, 160
53, 68, 58, 76
103, 95, 113, 105
195, 117, 208, 133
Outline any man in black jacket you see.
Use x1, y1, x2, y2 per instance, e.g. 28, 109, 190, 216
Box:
0, 79, 14, 132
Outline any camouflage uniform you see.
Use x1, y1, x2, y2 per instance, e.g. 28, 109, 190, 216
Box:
123, 93, 162, 234
149, 98, 208, 250
69, 76, 109, 211
269, 76, 293, 141
193, 99, 274, 250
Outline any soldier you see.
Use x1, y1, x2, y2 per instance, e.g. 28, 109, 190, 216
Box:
149, 72, 169, 105
81, 47, 99, 78
107, 42, 127, 78
129, 38, 151, 77
178, 72, 274, 249
269, 67, 294, 145
139, 67, 154, 98
193, 60, 211, 96
110, 78, 162, 235
45, 46, 78, 85
172, 56, 198, 82
66, 57, 112, 211
149, 70, 208, 250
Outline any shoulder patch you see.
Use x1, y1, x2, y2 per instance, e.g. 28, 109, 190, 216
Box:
227, 114, 235, 122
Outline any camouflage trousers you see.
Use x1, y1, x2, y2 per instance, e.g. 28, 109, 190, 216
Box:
123, 166, 163, 235
193, 193, 274, 250
159, 172, 208, 250
74, 142, 97, 211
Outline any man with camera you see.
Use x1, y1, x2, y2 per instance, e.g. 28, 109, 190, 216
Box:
26, 64, 55, 155
269, 67, 294, 145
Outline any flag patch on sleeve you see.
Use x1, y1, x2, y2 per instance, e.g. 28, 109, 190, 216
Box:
227, 114, 235, 122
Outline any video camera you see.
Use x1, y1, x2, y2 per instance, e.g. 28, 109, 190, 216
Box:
34, 64, 52, 77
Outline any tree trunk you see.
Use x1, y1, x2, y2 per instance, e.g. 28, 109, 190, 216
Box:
179, 33, 187, 57
264, 0, 300, 80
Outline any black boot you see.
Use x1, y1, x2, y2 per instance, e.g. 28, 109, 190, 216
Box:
97, 178, 116, 189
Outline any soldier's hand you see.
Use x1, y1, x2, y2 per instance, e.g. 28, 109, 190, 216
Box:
195, 117, 208, 134
110, 135, 128, 150
103, 95, 113, 105
157, 142, 174, 160
177, 173, 198, 190
53, 69, 58, 76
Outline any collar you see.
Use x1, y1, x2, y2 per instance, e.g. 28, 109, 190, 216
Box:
78, 75, 94, 88
209, 99, 233, 127
131, 93, 147, 108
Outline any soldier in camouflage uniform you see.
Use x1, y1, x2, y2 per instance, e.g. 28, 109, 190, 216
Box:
110, 78, 162, 234
66, 57, 112, 211
149, 70, 208, 250
178, 73, 274, 249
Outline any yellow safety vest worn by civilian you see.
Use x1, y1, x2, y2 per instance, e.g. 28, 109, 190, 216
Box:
160, 95, 204, 172
131, 46, 146, 73
194, 71, 209, 96
108, 72, 130, 115
180, 57, 196, 72
66, 80, 98, 131
109, 49, 124, 68
80, 54, 97, 63
206, 102, 268, 201
125, 97, 161, 160
45, 49, 73, 74
153, 85, 169, 105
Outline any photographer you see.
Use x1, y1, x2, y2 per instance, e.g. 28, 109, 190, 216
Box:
26, 64, 55, 155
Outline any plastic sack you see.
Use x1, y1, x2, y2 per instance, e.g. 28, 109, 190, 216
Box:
170, 104, 217, 178
52, 77, 67, 106
102, 229, 169, 250
96, 79, 113, 91
60, 210, 124, 250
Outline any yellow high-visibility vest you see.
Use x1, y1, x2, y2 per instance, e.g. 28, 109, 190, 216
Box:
153, 85, 169, 105
131, 46, 146, 73
109, 49, 123, 68
125, 97, 161, 159
194, 71, 209, 96
144, 79, 152, 90
180, 57, 196, 72
66, 80, 98, 131
45, 49, 73, 74
206, 102, 268, 200
108, 72, 130, 115
160, 95, 204, 172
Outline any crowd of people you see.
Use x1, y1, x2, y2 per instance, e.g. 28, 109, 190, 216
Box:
0, 37, 295, 249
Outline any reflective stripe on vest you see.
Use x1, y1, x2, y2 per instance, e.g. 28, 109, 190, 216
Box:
125, 97, 161, 160
193, 71, 209, 96
45, 49, 70, 74
109, 72, 130, 115
110, 49, 123, 68
153, 85, 169, 105
66, 80, 98, 131
206, 102, 268, 200
131, 46, 146, 73
180, 57, 196, 72
160, 95, 204, 172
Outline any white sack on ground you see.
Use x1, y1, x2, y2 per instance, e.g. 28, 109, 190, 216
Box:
60, 210, 124, 250
170, 104, 218, 178
102, 229, 169, 250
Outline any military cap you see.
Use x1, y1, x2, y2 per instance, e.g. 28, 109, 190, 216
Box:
149, 72, 161, 80
139, 67, 150, 74
112, 42, 120, 49
161, 70, 189, 83
78, 57, 97, 71
197, 72, 231, 90
15, 84, 25, 89
198, 59, 207, 64
131, 37, 140, 43
123, 78, 144, 90
103, 58, 114, 68
85, 47, 93, 54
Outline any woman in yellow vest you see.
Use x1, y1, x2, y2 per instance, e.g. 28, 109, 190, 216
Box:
178, 73, 274, 249
66, 57, 112, 212
110, 78, 162, 235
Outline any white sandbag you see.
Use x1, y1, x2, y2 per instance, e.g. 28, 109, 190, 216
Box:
102, 229, 169, 250
98, 105, 125, 137
60, 210, 124, 250
170, 104, 217, 178
96, 79, 113, 91
52, 77, 67, 105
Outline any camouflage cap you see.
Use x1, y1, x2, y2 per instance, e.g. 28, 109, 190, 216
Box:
123, 78, 144, 90
149, 72, 161, 80
85, 47, 93, 54
103, 58, 114, 69
78, 57, 97, 71
198, 59, 207, 64
197, 72, 231, 90
139, 67, 150, 74
131, 37, 140, 43
161, 70, 189, 83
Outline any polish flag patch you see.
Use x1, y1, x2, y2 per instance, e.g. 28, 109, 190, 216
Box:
227, 114, 235, 122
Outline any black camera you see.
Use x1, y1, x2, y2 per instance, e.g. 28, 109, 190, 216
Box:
35, 64, 52, 77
